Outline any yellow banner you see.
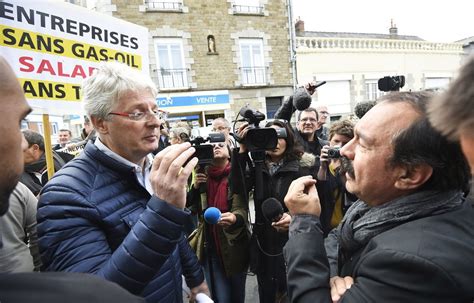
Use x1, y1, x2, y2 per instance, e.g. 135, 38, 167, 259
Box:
1, 25, 142, 69
19, 78, 82, 102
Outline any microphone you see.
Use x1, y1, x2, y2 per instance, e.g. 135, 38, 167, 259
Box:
293, 81, 327, 111
204, 207, 221, 224
261, 198, 284, 223
293, 88, 312, 111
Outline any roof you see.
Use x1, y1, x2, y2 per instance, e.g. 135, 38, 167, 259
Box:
298, 31, 425, 41
455, 36, 474, 45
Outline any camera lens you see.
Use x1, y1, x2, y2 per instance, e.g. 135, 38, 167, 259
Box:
327, 148, 341, 159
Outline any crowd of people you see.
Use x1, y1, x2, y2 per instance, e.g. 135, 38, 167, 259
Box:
0, 54, 473, 303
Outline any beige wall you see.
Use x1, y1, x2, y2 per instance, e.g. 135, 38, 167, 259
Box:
295, 37, 464, 116
95, 0, 294, 122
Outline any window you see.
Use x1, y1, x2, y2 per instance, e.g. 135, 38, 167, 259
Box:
265, 97, 282, 119
365, 80, 385, 101
425, 77, 450, 90
317, 80, 351, 115
145, 0, 183, 11
154, 39, 188, 89
239, 39, 266, 85
233, 0, 263, 14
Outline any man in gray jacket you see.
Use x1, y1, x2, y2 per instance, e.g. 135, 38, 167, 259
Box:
283, 91, 473, 302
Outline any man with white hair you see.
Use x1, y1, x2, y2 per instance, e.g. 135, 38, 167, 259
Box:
0, 55, 144, 302
315, 105, 330, 141
37, 61, 209, 302
212, 117, 237, 148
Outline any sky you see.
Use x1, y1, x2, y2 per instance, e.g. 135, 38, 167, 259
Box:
292, 0, 473, 43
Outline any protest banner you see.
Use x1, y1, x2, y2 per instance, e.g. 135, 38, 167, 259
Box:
1, 0, 149, 178
0, 0, 149, 115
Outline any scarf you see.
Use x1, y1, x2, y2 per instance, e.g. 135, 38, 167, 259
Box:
207, 163, 231, 212
206, 163, 231, 261
339, 190, 464, 256
24, 152, 65, 174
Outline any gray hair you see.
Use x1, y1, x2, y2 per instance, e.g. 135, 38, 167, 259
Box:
82, 61, 158, 120
428, 55, 474, 140
169, 127, 190, 142
212, 117, 230, 128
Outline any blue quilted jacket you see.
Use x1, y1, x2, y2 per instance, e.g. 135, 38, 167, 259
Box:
37, 143, 204, 302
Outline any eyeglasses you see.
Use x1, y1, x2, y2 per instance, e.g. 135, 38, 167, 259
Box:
319, 111, 330, 116
108, 109, 167, 122
212, 143, 226, 148
299, 117, 317, 123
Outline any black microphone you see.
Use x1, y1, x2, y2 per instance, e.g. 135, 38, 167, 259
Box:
293, 88, 312, 111
293, 81, 327, 111
261, 198, 284, 223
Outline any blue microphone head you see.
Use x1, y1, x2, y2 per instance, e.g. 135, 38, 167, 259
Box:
204, 207, 221, 224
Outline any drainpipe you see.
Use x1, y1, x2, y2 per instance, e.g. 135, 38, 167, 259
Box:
287, 0, 297, 89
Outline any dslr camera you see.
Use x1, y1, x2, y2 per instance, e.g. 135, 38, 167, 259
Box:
327, 147, 341, 159
188, 133, 225, 166
236, 105, 282, 152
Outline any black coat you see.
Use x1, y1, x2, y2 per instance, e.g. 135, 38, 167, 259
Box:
274, 87, 326, 175
241, 152, 314, 303
0, 272, 144, 303
284, 201, 474, 302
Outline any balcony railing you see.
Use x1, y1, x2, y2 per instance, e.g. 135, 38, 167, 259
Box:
295, 37, 463, 53
157, 68, 188, 89
145, 0, 183, 11
232, 4, 264, 15
240, 66, 267, 85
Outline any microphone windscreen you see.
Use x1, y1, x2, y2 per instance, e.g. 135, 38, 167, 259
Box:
204, 207, 221, 224
293, 88, 312, 111
261, 198, 284, 223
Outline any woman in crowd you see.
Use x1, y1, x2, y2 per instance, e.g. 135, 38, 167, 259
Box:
316, 119, 358, 236
237, 119, 314, 303
187, 142, 249, 303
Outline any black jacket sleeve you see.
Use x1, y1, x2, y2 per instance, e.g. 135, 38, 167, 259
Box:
283, 215, 331, 303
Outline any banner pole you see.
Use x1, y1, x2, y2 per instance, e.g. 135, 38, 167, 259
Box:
42, 114, 55, 180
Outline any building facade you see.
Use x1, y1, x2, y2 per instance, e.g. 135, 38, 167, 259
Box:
93, 0, 294, 128
294, 20, 465, 120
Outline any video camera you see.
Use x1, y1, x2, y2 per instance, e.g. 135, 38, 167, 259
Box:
235, 105, 281, 152
189, 132, 226, 166
378, 75, 405, 92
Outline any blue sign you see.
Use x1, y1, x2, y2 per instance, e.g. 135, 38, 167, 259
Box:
167, 115, 200, 121
157, 92, 229, 108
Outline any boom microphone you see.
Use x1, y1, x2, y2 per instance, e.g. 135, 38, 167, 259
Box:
204, 207, 221, 224
293, 87, 312, 111
261, 198, 284, 223
293, 81, 327, 111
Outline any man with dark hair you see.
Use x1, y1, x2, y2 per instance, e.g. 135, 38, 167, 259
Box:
275, 86, 326, 173
0, 55, 144, 302
283, 91, 474, 302
20, 130, 67, 196
53, 129, 72, 150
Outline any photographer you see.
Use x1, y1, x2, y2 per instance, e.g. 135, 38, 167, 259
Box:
316, 120, 357, 236
236, 119, 315, 303
274, 83, 327, 175
187, 142, 249, 303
